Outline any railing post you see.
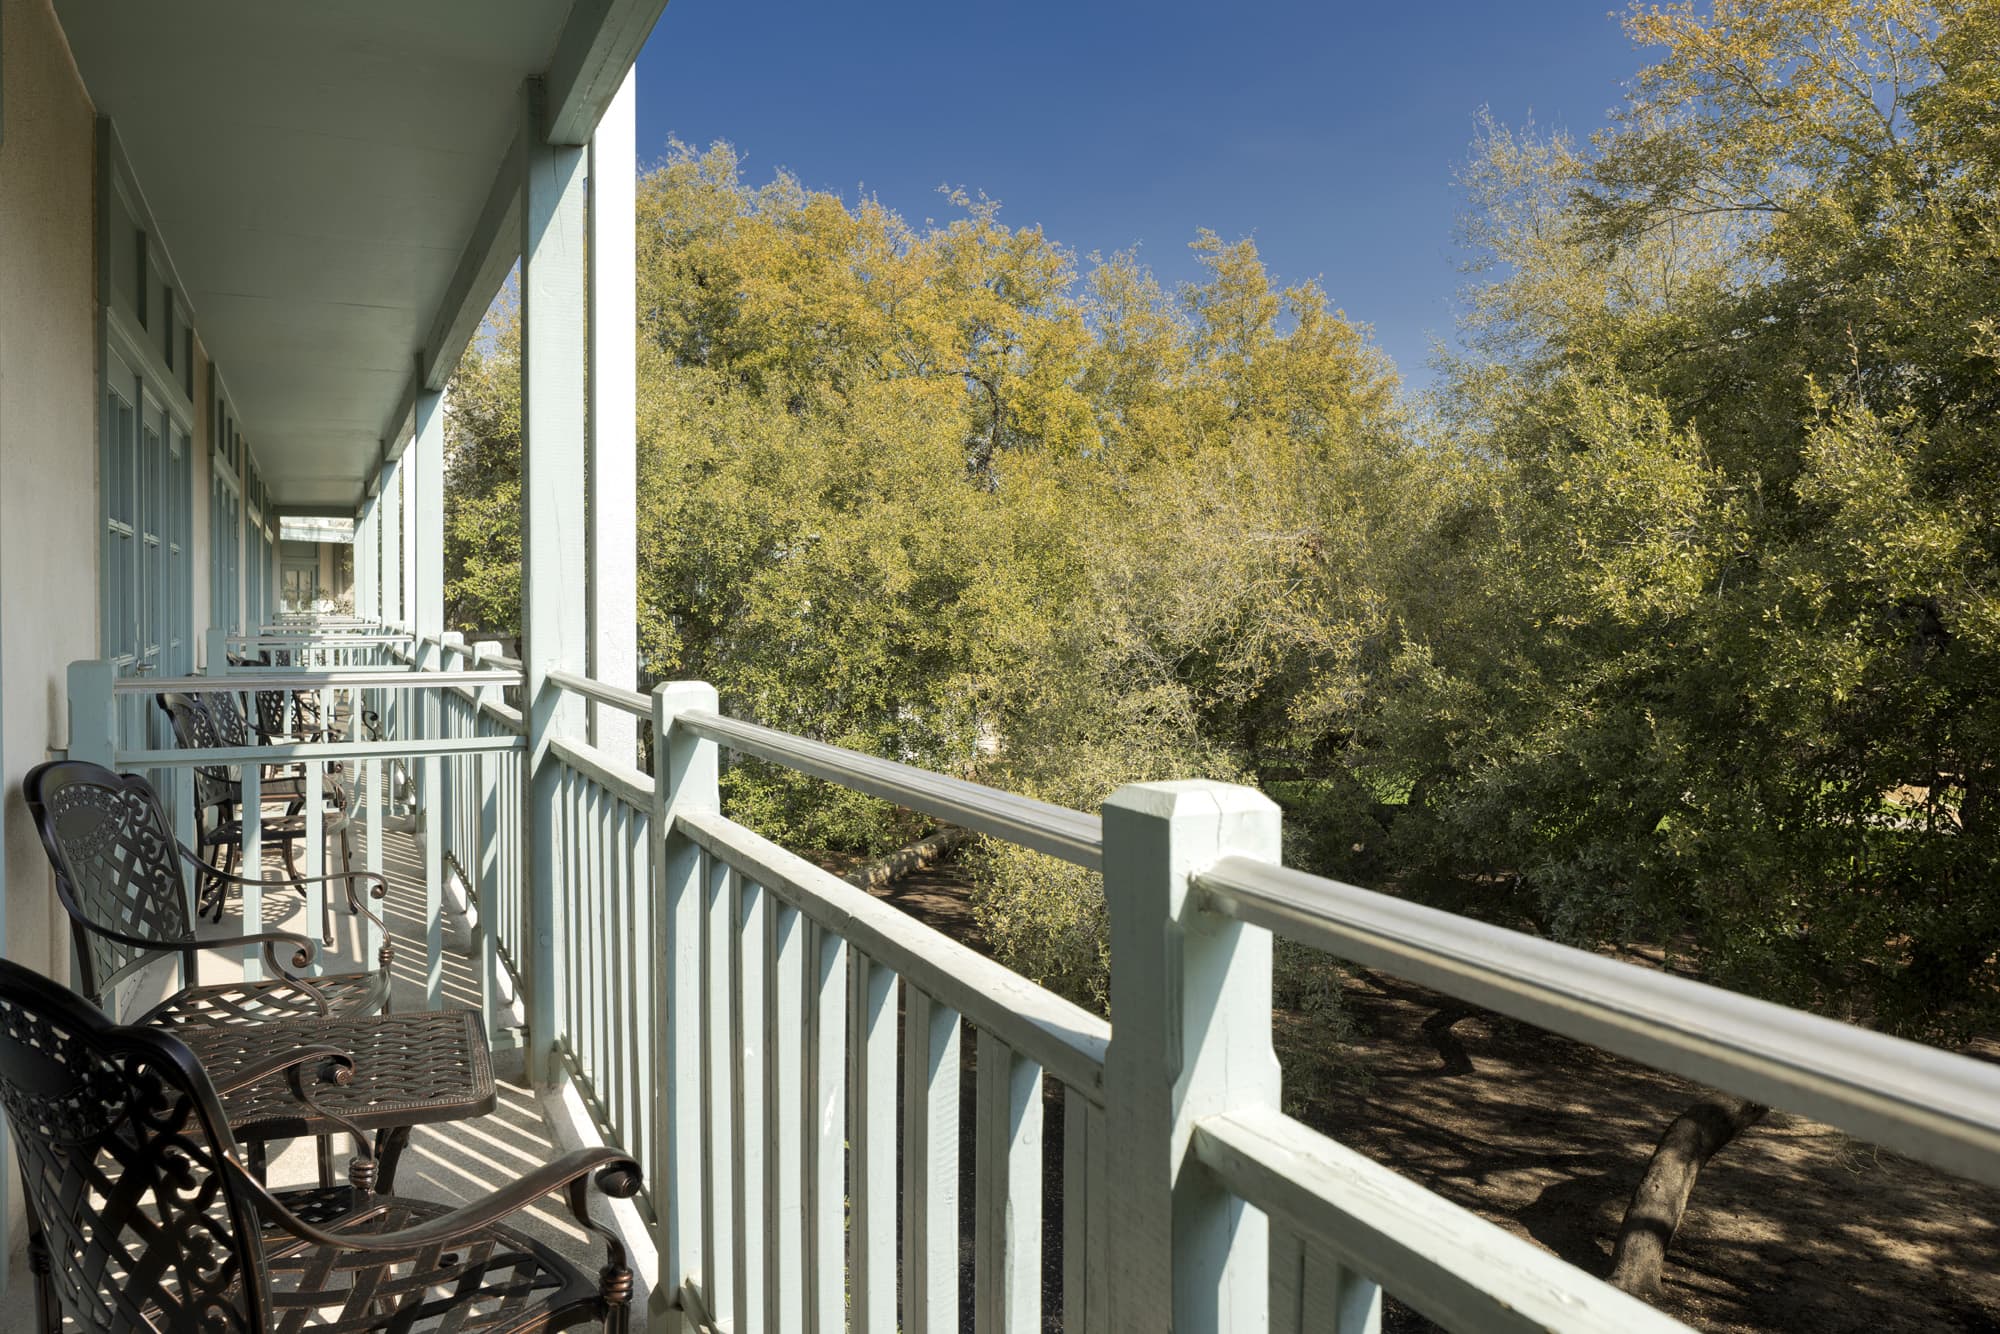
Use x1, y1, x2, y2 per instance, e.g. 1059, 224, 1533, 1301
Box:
1101, 781, 1282, 1333
66, 660, 118, 768
205, 625, 230, 675
651, 680, 718, 1333
472, 640, 507, 1047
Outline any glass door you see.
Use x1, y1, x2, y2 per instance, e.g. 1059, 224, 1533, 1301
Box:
102, 345, 193, 766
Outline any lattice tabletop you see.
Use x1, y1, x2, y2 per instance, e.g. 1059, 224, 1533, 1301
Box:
180, 1007, 495, 1144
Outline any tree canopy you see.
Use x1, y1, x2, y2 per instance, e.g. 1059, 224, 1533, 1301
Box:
444, 0, 2000, 1040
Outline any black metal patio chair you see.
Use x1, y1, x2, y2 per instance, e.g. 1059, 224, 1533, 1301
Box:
155, 689, 329, 924
231, 650, 358, 748
0, 956, 639, 1334
22, 758, 392, 1028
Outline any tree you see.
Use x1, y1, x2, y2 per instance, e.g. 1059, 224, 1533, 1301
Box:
442, 297, 522, 637
1389, 0, 2000, 1295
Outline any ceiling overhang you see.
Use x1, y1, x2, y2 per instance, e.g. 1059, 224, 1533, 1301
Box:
55, 0, 666, 513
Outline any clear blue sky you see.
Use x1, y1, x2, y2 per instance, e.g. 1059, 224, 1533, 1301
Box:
633, 1, 1648, 388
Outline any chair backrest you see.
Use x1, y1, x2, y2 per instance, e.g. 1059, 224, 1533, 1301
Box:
156, 691, 237, 813
22, 760, 196, 1005
222, 656, 320, 743
0, 958, 269, 1332
206, 688, 252, 748
249, 680, 288, 740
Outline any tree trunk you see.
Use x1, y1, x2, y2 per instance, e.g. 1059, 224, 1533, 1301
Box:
1608, 1093, 1769, 1299
846, 826, 971, 892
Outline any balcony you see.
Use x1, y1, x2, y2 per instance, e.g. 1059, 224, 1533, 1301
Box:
5, 0, 1999, 1327
42, 618, 2000, 1332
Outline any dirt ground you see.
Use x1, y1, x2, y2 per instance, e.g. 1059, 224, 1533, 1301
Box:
861, 858, 2000, 1333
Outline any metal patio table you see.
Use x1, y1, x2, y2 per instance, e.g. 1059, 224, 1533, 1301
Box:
179, 1005, 496, 1191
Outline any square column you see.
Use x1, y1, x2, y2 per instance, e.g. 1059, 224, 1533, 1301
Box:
587, 66, 639, 764
355, 497, 377, 623
412, 384, 446, 643
401, 440, 419, 636
378, 454, 402, 628
520, 78, 588, 1084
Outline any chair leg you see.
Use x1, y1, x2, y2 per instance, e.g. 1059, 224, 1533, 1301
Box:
24, 1212, 56, 1334
316, 1133, 337, 1189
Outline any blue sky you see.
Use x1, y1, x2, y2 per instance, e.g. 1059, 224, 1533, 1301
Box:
633, 1, 1649, 388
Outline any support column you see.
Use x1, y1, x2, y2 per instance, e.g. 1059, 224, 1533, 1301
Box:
520, 78, 588, 1086
378, 455, 402, 629
401, 444, 419, 638
587, 67, 639, 764
413, 383, 447, 645
355, 498, 377, 623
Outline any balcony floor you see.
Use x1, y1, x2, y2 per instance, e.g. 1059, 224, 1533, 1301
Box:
6, 815, 643, 1324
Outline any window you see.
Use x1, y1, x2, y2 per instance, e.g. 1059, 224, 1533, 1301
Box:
99, 130, 195, 692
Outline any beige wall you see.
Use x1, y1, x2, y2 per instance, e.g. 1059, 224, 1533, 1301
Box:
0, 0, 99, 982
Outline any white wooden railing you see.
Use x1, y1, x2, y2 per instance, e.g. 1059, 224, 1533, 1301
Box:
66, 631, 2000, 1333
642, 690, 2000, 1333
216, 624, 411, 670
66, 647, 523, 1033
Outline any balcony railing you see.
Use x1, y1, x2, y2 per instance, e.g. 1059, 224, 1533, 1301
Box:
64, 623, 2000, 1333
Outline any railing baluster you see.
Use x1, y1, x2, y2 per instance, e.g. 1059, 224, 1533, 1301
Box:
806, 921, 847, 1334
596, 784, 612, 1104
363, 752, 385, 974
734, 876, 769, 1331
629, 805, 652, 1170
422, 751, 442, 1009
768, 899, 806, 1330
303, 757, 324, 976
475, 740, 500, 1043
1270, 1225, 1304, 1334
1308, 1233, 1382, 1332
603, 795, 625, 1136
974, 1030, 1043, 1334
703, 851, 737, 1328
240, 763, 264, 981
575, 772, 591, 1056
552, 767, 569, 1052
905, 989, 963, 1334
572, 772, 589, 1070
1063, 1089, 1111, 1333
849, 949, 899, 1332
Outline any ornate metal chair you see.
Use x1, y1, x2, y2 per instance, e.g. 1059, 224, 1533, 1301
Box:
22, 759, 392, 1028
231, 650, 351, 748
0, 957, 639, 1334
155, 690, 326, 924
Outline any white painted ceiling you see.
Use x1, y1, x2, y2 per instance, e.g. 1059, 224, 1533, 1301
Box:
56, 1, 571, 510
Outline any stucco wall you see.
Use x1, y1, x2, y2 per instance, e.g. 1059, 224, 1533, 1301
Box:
0, 0, 100, 1265
0, 0, 99, 982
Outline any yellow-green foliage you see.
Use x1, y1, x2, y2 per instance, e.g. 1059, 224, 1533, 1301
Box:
1388, 0, 2000, 1036
443, 0, 2000, 1040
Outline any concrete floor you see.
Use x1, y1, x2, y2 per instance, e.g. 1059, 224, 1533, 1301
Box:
5, 799, 651, 1323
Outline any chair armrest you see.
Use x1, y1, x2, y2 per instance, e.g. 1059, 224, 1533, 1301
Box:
227, 1146, 642, 1255
189, 929, 324, 986
57, 898, 319, 979
180, 842, 389, 928
209, 1043, 355, 1097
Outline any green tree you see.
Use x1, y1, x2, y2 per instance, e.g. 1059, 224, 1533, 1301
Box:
1384, 0, 2000, 1295
442, 299, 522, 637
